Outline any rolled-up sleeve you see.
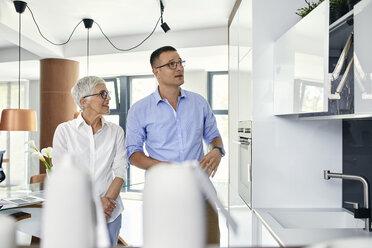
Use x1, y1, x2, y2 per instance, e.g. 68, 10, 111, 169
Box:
203, 102, 221, 145
112, 127, 128, 180
125, 106, 146, 163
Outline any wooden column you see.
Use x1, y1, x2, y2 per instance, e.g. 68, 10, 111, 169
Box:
40, 58, 79, 173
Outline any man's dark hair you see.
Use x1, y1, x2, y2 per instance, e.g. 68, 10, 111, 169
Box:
150, 46, 177, 68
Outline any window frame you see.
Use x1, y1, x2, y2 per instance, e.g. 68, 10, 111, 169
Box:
104, 75, 155, 192
207, 71, 229, 115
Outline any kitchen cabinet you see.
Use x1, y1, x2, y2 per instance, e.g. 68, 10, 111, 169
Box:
274, 0, 372, 118
354, 0, 372, 114
238, 0, 253, 121
229, 0, 252, 122
274, 0, 329, 115
228, 0, 253, 247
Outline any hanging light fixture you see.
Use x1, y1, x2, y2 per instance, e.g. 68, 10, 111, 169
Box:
83, 18, 93, 76
160, 0, 170, 33
0, 1, 37, 131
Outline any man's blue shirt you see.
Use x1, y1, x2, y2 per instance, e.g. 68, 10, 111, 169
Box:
125, 87, 221, 163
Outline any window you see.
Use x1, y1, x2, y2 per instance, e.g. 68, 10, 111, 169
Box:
207, 71, 229, 205
0, 82, 30, 185
103, 75, 156, 192
127, 76, 157, 192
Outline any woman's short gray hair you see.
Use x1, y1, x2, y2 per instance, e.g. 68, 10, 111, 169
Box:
71, 76, 106, 110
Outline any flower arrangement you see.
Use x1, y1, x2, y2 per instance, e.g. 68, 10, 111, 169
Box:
26, 140, 53, 173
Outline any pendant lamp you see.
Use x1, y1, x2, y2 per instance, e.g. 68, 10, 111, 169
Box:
83, 18, 93, 76
0, 1, 37, 131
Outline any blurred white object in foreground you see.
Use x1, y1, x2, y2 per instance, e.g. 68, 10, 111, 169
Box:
143, 161, 237, 248
307, 237, 372, 248
41, 156, 110, 248
0, 215, 16, 248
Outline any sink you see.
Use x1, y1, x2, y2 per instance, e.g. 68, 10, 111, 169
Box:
268, 210, 365, 229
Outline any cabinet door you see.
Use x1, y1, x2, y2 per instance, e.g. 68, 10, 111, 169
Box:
273, 0, 329, 115
238, 0, 252, 62
354, 0, 372, 114
229, 7, 239, 128
238, 0, 253, 121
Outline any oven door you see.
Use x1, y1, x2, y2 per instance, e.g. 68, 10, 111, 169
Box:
238, 139, 252, 209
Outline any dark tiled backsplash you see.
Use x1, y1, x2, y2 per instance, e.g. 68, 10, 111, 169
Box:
343, 119, 372, 215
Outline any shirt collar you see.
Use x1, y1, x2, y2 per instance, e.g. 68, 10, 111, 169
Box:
75, 112, 108, 129
153, 86, 186, 105
75, 113, 85, 128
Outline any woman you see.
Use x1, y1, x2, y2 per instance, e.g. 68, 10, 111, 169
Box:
52, 76, 127, 245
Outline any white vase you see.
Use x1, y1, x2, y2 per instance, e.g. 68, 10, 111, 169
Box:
143, 163, 205, 248
41, 156, 109, 248
0, 215, 16, 248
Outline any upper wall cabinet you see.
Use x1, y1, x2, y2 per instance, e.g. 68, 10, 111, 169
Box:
238, 0, 253, 121
274, 0, 372, 118
354, 0, 372, 114
229, 0, 253, 122
273, 1, 329, 115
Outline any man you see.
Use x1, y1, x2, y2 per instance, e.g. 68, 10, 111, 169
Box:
125, 46, 225, 244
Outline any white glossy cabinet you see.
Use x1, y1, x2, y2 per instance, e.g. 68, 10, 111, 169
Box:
274, 0, 372, 118
238, 0, 252, 121
228, 0, 253, 246
354, 0, 372, 114
229, 0, 252, 122
274, 0, 329, 115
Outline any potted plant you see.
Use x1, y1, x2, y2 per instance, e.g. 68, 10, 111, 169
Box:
296, 0, 324, 18
347, 0, 361, 10
330, 0, 349, 23
296, 0, 354, 24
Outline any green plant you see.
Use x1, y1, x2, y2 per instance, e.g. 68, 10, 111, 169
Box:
296, 0, 325, 18
329, 0, 349, 23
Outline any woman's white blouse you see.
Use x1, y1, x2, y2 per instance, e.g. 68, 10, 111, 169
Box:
52, 114, 128, 223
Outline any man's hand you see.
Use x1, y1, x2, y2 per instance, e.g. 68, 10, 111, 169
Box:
101, 196, 116, 220
199, 148, 222, 177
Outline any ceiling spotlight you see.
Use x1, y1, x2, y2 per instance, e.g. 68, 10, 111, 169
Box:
161, 22, 170, 33
160, 0, 170, 33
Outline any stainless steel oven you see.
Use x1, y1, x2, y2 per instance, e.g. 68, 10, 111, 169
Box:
238, 120, 252, 208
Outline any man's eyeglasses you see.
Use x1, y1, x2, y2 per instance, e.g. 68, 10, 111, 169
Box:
83, 90, 110, 100
156, 60, 186, 70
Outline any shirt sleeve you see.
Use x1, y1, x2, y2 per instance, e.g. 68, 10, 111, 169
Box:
203, 100, 221, 145
52, 124, 68, 167
125, 105, 146, 163
112, 126, 128, 180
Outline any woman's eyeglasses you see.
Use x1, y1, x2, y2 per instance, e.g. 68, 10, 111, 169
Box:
83, 90, 110, 100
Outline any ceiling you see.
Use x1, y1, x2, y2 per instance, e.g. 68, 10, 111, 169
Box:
0, 0, 235, 80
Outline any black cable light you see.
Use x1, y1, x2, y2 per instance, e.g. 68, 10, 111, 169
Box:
0, 1, 37, 131
26, 3, 165, 52
83, 18, 94, 76
160, 0, 170, 33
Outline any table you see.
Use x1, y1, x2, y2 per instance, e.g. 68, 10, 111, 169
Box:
0, 183, 44, 238
0, 183, 44, 210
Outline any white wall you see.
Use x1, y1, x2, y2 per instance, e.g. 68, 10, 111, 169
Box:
251, 0, 342, 208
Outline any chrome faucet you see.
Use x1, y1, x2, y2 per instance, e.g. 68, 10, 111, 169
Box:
324, 170, 371, 232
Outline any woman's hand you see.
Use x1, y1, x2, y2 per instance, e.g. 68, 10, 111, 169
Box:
101, 196, 116, 220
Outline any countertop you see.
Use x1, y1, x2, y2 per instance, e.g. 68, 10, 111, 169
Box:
254, 208, 372, 247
